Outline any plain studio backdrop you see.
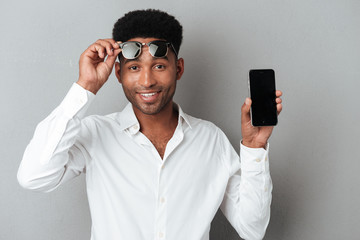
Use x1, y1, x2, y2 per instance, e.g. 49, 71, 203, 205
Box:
1, 0, 359, 239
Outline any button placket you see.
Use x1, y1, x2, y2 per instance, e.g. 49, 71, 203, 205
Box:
154, 159, 167, 240
158, 231, 165, 239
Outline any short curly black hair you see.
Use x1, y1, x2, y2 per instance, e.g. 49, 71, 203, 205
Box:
112, 9, 183, 57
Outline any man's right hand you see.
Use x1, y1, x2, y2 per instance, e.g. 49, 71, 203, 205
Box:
77, 39, 122, 94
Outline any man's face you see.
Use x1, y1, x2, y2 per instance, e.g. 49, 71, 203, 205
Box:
115, 37, 184, 116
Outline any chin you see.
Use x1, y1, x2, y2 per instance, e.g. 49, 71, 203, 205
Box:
136, 103, 163, 115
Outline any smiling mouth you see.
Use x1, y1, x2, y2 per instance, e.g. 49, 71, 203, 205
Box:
137, 91, 161, 102
140, 92, 158, 97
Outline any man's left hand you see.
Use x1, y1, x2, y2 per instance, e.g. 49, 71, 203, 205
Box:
241, 90, 283, 149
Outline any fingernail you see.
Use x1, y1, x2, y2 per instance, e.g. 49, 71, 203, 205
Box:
245, 98, 250, 105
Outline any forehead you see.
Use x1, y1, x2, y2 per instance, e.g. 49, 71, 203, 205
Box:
125, 37, 165, 43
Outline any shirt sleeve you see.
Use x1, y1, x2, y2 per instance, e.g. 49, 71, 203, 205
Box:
219, 130, 272, 240
17, 83, 96, 192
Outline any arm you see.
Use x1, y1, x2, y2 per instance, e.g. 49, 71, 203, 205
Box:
220, 141, 272, 240
17, 84, 95, 192
220, 92, 283, 239
17, 39, 121, 192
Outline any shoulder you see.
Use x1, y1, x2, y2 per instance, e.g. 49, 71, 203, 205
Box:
183, 113, 223, 137
80, 112, 121, 130
183, 113, 239, 175
81, 111, 119, 123
182, 110, 235, 149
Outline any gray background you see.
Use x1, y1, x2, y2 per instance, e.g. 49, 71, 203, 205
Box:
1, 0, 359, 239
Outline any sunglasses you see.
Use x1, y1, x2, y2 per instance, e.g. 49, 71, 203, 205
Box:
117, 40, 178, 60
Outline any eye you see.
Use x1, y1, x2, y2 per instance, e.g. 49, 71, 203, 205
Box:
154, 64, 165, 70
129, 66, 139, 71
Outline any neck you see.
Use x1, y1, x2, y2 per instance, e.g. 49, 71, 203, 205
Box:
133, 101, 178, 134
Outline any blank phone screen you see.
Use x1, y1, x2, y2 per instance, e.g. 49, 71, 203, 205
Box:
249, 69, 278, 126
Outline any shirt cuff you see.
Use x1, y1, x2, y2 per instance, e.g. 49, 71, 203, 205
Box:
59, 82, 96, 119
240, 141, 270, 173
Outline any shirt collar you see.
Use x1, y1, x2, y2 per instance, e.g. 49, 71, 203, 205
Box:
174, 103, 192, 130
116, 102, 192, 134
117, 103, 140, 134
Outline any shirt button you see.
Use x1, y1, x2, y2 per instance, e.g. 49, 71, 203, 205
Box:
160, 197, 166, 204
255, 158, 261, 162
265, 156, 268, 161
159, 232, 164, 238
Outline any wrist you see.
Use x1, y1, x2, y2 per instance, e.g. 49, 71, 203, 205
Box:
76, 79, 101, 95
242, 139, 267, 149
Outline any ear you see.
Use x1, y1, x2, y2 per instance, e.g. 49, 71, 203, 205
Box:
115, 62, 122, 84
175, 58, 184, 80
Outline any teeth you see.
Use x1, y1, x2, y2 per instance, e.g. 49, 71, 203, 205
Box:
141, 92, 157, 97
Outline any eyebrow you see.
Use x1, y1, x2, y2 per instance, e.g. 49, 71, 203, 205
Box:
123, 58, 139, 65
123, 56, 169, 65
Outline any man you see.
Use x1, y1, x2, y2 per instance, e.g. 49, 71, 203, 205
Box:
18, 9, 283, 240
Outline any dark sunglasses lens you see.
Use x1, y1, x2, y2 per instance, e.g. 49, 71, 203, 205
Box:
149, 42, 168, 57
122, 42, 141, 59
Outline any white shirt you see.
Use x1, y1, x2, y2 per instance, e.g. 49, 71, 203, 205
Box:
17, 83, 272, 240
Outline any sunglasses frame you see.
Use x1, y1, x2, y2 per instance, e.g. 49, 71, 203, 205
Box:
118, 40, 178, 59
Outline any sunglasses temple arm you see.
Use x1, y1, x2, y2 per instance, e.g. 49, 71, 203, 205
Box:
170, 43, 178, 58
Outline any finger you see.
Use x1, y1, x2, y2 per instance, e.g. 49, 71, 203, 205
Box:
100, 38, 118, 48
276, 90, 282, 97
104, 39, 120, 55
106, 39, 120, 50
115, 41, 122, 48
277, 103, 283, 115
88, 43, 106, 59
96, 39, 116, 56
276, 97, 282, 104
105, 48, 122, 69
241, 98, 252, 124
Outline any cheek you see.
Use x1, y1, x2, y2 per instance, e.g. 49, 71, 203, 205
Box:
120, 72, 140, 86
157, 69, 177, 80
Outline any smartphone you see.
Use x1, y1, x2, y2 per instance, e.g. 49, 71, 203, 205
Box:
248, 69, 278, 126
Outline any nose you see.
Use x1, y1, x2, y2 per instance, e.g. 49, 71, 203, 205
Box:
139, 67, 156, 88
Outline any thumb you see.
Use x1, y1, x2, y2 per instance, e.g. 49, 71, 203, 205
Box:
241, 98, 252, 124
